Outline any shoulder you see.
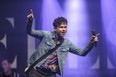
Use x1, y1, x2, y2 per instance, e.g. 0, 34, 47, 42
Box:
64, 38, 71, 43
63, 38, 72, 45
39, 30, 52, 37
0, 72, 2, 76
44, 31, 55, 38
41, 30, 51, 35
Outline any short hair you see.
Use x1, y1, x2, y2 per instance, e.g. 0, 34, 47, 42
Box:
1, 59, 10, 64
53, 17, 68, 29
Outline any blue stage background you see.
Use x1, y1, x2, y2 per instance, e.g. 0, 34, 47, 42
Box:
0, 0, 116, 77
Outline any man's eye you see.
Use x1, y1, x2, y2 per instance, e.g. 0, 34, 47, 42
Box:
59, 27, 63, 28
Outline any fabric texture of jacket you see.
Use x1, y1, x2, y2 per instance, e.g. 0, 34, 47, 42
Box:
26, 22, 94, 77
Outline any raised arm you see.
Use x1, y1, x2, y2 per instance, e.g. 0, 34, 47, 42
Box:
26, 9, 48, 39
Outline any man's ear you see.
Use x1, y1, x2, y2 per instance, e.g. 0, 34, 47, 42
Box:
54, 28, 57, 31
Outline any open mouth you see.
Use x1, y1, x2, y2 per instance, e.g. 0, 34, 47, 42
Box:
61, 32, 66, 35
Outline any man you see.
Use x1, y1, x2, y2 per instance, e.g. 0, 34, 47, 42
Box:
0, 59, 19, 77
26, 9, 98, 77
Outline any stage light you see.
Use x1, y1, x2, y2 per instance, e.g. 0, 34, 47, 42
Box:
41, 0, 63, 31
64, 0, 89, 69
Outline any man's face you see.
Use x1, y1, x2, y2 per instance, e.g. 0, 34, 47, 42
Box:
2, 60, 11, 73
55, 22, 67, 37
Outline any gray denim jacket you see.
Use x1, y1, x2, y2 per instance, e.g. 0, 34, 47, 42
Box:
26, 22, 94, 77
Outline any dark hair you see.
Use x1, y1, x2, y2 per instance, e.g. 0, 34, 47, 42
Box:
53, 17, 68, 29
1, 59, 10, 64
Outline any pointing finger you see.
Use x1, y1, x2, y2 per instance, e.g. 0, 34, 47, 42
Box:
30, 9, 33, 14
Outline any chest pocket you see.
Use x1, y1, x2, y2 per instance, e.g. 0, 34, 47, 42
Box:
44, 39, 55, 51
45, 41, 53, 46
60, 46, 69, 52
58, 46, 69, 60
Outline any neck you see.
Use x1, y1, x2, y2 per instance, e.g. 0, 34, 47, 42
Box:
54, 32, 63, 44
55, 32, 63, 40
4, 69, 12, 75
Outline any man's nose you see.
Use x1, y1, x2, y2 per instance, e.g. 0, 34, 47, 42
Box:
62, 28, 66, 31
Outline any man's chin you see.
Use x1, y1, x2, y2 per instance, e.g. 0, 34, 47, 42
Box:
61, 34, 65, 37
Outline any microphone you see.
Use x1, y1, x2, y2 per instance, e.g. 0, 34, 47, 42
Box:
92, 30, 97, 46
92, 30, 96, 36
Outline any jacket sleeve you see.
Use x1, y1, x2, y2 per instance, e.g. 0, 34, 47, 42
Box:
69, 41, 94, 56
26, 21, 49, 39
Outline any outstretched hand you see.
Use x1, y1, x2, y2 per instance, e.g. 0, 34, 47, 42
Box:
92, 33, 100, 43
91, 30, 100, 46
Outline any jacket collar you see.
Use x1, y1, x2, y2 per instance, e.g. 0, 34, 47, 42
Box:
51, 31, 56, 39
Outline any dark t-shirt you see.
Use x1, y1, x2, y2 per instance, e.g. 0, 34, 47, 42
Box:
0, 69, 18, 77
39, 50, 60, 74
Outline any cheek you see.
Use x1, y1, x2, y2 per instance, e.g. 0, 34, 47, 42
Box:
65, 29, 67, 32
57, 28, 62, 32
66, 29, 67, 31
59, 29, 63, 32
